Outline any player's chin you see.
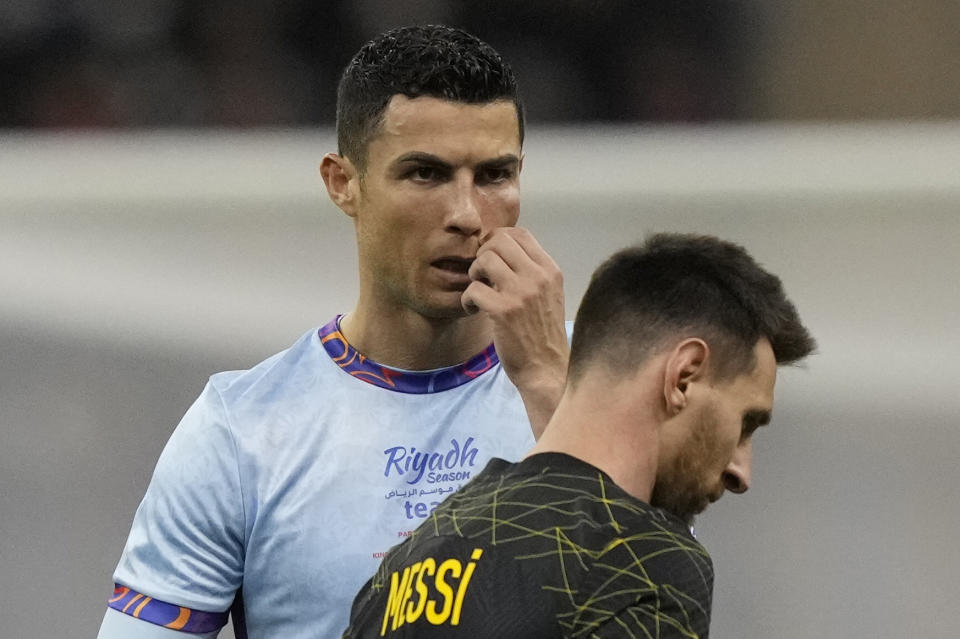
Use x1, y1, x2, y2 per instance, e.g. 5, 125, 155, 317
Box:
672, 494, 711, 523
414, 293, 472, 320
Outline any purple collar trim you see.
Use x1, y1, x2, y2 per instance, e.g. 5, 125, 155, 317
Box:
318, 316, 499, 394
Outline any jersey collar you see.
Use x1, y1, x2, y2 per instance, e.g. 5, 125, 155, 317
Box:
318, 316, 500, 394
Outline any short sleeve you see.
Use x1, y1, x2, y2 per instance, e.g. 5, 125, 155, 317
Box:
112, 380, 246, 617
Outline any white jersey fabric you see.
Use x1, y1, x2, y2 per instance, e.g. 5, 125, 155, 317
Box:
107, 317, 539, 638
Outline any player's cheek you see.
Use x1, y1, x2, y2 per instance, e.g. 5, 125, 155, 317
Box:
482, 185, 519, 227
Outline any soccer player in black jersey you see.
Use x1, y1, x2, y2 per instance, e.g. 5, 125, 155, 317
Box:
343, 233, 816, 638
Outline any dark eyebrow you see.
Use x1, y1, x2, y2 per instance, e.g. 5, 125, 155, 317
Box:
393, 152, 520, 170
743, 409, 771, 431
393, 152, 453, 170
477, 154, 521, 169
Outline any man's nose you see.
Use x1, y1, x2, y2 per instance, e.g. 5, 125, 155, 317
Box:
445, 174, 483, 236
721, 441, 752, 494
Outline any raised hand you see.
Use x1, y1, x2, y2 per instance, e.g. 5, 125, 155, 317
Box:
461, 227, 569, 438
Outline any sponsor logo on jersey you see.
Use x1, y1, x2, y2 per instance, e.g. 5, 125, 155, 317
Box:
383, 437, 479, 485
380, 548, 484, 636
382, 437, 481, 520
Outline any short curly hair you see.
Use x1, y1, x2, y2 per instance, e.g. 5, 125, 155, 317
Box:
336, 25, 524, 172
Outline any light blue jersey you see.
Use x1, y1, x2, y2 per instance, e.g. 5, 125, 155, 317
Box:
103, 317, 538, 638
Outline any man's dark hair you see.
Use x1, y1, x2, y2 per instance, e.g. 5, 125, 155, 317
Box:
336, 25, 525, 171
568, 233, 816, 384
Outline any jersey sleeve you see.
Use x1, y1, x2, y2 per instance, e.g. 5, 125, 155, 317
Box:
97, 606, 221, 639
107, 380, 246, 633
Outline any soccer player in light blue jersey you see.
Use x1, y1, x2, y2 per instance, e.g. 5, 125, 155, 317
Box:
97, 25, 570, 639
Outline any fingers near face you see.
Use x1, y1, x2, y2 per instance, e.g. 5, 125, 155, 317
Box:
481, 227, 559, 271
467, 250, 508, 289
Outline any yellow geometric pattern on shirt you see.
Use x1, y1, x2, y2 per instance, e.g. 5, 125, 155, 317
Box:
374, 468, 712, 639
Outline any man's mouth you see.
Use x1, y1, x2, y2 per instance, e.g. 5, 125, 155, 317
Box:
431, 257, 474, 275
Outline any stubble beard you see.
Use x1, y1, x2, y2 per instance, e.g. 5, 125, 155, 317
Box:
406, 289, 472, 321
378, 266, 470, 321
650, 409, 723, 527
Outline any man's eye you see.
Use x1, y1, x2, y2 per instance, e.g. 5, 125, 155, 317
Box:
478, 167, 511, 184
410, 166, 441, 181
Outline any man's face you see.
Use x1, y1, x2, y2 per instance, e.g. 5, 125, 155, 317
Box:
652, 339, 777, 525
350, 95, 522, 319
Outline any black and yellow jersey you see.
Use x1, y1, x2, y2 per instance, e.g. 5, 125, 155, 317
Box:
343, 452, 713, 638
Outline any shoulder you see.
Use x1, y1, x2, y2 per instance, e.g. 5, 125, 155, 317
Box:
156, 327, 333, 455
585, 508, 713, 607
558, 505, 712, 637
494, 457, 713, 588
208, 327, 326, 401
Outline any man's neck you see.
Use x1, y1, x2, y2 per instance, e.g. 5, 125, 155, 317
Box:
526, 372, 662, 502
339, 301, 495, 370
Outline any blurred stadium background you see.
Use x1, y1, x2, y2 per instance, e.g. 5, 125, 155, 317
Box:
2, 2, 959, 637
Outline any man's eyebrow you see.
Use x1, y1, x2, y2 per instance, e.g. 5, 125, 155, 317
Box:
393, 152, 453, 169
478, 154, 521, 168
392, 152, 520, 168
744, 409, 772, 428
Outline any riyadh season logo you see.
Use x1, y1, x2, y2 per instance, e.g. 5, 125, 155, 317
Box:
383, 437, 479, 485
382, 437, 480, 520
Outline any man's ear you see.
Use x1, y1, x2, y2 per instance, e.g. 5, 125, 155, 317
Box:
319, 153, 360, 218
663, 338, 710, 415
